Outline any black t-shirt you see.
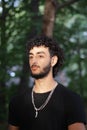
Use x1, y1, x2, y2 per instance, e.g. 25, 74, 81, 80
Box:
8, 83, 86, 130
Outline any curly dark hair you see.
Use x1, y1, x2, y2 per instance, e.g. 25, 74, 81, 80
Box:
26, 35, 64, 77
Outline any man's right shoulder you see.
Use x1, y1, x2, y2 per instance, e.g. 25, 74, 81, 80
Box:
9, 87, 32, 104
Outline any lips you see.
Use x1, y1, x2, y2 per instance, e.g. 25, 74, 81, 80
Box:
31, 65, 39, 71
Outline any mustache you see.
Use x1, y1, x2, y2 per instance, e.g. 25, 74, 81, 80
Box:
31, 64, 40, 68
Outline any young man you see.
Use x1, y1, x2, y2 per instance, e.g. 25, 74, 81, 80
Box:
8, 35, 86, 130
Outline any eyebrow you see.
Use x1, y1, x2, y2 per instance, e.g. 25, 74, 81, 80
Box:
29, 51, 46, 55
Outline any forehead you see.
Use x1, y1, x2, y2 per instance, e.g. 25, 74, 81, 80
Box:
29, 46, 50, 54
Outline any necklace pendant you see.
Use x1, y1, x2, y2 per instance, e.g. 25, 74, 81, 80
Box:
35, 110, 38, 118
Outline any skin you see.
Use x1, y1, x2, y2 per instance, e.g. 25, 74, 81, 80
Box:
8, 46, 86, 130
29, 46, 58, 93
8, 125, 19, 130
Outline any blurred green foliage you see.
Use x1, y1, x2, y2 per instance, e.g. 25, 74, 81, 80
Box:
0, 0, 87, 129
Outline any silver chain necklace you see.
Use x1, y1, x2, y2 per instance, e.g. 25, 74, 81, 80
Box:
31, 84, 57, 118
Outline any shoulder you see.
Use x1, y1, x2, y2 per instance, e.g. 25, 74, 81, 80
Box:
56, 83, 82, 99
56, 83, 86, 125
55, 83, 85, 107
9, 87, 32, 106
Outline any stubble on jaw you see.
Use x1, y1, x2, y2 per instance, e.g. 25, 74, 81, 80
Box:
30, 62, 51, 79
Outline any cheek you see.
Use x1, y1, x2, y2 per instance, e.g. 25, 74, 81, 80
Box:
41, 59, 49, 65
42, 59, 51, 68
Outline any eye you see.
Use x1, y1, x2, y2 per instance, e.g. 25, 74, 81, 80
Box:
38, 55, 44, 58
29, 55, 33, 59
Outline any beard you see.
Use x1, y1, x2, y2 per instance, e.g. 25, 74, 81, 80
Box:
30, 62, 51, 79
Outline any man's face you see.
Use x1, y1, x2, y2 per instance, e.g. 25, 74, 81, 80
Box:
29, 46, 52, 79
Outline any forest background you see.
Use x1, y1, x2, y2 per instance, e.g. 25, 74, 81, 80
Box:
0, 0, 87, 129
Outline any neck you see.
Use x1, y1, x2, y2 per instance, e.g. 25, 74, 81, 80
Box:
33, 75, 57, 93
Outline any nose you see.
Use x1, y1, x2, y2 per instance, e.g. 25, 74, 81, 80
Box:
30, 56, 37, 64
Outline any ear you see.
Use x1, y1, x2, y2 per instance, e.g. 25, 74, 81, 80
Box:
51, 56, 58, 67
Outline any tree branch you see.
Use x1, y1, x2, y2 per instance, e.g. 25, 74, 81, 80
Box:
57, 0, 81, 10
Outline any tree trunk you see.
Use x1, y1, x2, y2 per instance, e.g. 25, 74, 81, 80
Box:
42, 0, 57, 37
42, 0, 80, 37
